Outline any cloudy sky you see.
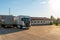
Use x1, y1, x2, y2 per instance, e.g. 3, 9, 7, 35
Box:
0, 0, 60, 18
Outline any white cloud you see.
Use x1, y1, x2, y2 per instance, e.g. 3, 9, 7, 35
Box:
40, 1, 47, 4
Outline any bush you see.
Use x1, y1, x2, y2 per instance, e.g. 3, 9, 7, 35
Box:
50, 22, 53, 25
55, 23, 58, 26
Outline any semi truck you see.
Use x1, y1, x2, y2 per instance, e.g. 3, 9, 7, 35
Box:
16, 15, 31, 29
0, 15, 31, 29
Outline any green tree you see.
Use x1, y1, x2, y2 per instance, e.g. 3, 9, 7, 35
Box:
50, 16, 56, 25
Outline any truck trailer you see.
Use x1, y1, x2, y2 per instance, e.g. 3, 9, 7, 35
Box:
0, 15, 14, 28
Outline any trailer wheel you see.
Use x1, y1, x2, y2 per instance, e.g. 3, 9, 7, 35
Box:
1, 25, 5, 28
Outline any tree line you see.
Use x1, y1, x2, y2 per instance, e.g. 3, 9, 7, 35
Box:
50, 16, 60, 25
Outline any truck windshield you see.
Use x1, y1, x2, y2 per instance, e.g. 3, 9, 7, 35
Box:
23, 18, 30, 22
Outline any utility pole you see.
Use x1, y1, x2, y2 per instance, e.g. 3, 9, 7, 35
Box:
9, 8, 10, 15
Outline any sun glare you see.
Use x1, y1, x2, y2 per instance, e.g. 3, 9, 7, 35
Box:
48, 0, 60, 18
49, 0, 60, 11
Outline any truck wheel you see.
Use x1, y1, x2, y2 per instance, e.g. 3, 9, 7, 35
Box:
20, 25, 23, 29
23, 27, 29, 30
17, 25, 22, 29
25, 28, 29, 30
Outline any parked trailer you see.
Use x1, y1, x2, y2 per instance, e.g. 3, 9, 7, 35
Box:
0, 15, 14, 28
16, 15, 31, 29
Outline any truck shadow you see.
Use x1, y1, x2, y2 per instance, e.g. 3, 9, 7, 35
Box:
0, 27, 25, 35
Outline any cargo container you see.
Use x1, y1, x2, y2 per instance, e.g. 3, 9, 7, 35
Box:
0, 15, 14, 27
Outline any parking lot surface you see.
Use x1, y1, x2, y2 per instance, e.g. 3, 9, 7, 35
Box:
0, 25, 60, 40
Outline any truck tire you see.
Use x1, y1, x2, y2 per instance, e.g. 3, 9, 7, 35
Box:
20, 25, 23, 29
25, 28, 29, 30
22, 27, 29, 30
17, 25, 23, 29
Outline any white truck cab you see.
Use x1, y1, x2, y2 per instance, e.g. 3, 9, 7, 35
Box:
16, 15, 31, 29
